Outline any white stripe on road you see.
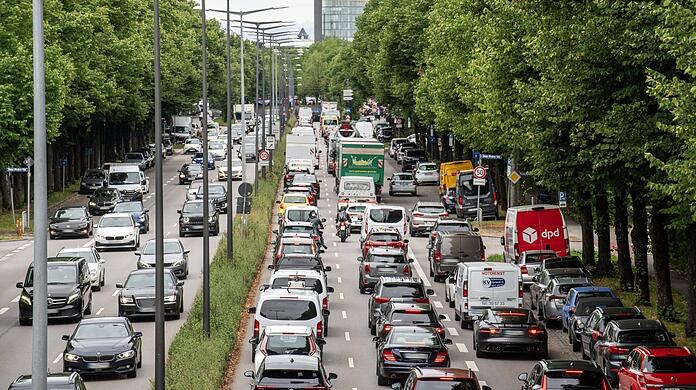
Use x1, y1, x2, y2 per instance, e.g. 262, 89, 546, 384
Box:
447, 327, 459, 337
334, 252, 338, 257
407, 249, 431, 287
348, 357, 354, 368
0, 307, 9, 316
5, 253, 13, 257
339, 293, 344, 300
441, 314, 451, 322
342, 310, 347, 319
335, 264, 340, 270
82, 239, 94, 248
456, 343, 469, 353
337, 277, 342, 284
433, 301, 443, 309
172, 223, 178, 227
52, 353, 62, 364
466, 361, 479, 371
332, 242, 337, 247
345, 332, 351, 341
11, 295, 20, 303
11, 250, 19, 254
96, 307, 104, 315
112, 290, 119, 297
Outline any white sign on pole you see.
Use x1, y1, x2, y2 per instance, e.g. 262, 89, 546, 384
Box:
265, 135, 276, 150
258, 150, 270, 167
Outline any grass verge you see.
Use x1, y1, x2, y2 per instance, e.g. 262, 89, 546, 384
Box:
163, 124, 288, 390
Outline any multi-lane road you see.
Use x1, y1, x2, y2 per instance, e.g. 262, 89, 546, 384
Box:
230, 138, 584, 390
0, 142, 255, 387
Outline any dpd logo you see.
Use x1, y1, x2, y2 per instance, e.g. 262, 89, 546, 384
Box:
522, 227, 537, 244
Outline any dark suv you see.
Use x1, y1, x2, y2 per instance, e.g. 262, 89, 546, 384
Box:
178, 200, 219, 236
368, 277, 434, 335
518, 360, 611, 390
428, 231, 484, 281
401, 149, 427, 172
16, 257, 93, 325
196, 183, 227, 213
594, 319, 675, 384
455, 169, 497, 220
578, 306, 644, 361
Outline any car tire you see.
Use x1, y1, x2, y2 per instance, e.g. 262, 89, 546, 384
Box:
179, 229, 185, 238
449, 297, 455, 308
376, 366, 389, 386
581, 345, 589, 360
429, 262, 434, 277
454, 310, 460, 321
137, 349, 142, 368
19, 317, 31, 326
370, 323, 376, 336
571, 331, 581, 352
93, 282, 101, 292
85, 294, 92, 315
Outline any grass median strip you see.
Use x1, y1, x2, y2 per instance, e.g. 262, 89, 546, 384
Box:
163, 124, 289, 389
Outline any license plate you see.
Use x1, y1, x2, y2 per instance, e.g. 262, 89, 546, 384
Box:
62, 229, 74, 233
404, 353, 429, 360
87, 363, 111, 369
378, 268, 397, 274
506, 330, 526, 336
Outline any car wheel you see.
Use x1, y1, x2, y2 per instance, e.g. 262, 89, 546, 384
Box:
429, 261, 434, 277
571, 331, 581, 352
449, 296, 455, 308
454, 309, 460, 322
19, 317, 31, 326
93, 281, 101, 292
370, 322, 376, 336
376, 366, 389, 386
581, 344, 589, 360
137, 348, 142, 368
100, 272, 105, 287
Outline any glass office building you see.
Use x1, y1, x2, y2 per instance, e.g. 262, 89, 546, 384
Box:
322, 0, 368, 41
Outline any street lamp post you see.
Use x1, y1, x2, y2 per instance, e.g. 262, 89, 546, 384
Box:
225, 0, 233, 263
201, 0, 211, 338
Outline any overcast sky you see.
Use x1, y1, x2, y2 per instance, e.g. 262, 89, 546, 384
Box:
203, 0, 315, 41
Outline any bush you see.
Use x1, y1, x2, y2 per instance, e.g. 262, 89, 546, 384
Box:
163, 125, 288, 389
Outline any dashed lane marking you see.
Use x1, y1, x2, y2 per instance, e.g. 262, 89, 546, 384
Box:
332, 242, 337, 247
348, 357, 354, 368
345, 332, 351, 341
334, 252, 338, 257
11, 250, 19, 254
456, 343, 469, 353
11, 295, 20, 303
172, 223, 178, 227
166, 232, 170, 236
96, 307, 104, 315
335, 264, 340, 270
5, 253, 13, 257
447, 327, 459, 337
0, 307, 9, 316
408, 251, 431, 287
342, 310, 347, 319
339, 293, 344, 300
82, 239, 94, 248
112, 290, 119, 297
466, 361, 479, 371
441, 314, 451, 322
52, 353, 62, 364
337, 277, 342, 284
433, 301, 443, 309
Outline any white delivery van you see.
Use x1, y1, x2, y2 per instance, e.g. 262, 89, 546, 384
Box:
361, 205, 407, 240
108, 164, 146, 201
337, 176, 377, 208
453, 262, 522, 329
286, 134, 319, 168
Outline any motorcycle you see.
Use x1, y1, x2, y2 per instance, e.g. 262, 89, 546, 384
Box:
337, 220, 349, 242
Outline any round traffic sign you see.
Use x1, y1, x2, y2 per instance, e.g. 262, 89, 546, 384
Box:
238, 182, 253, 197
258, 150, 269, 161
473, 166, 486, 179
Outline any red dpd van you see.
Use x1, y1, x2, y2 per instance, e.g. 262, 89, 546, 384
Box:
501, 204, 569, 262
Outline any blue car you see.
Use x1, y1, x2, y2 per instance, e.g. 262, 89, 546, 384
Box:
113, 201, 149, 233
561, 286, 616, 331
192, 152, 215, 170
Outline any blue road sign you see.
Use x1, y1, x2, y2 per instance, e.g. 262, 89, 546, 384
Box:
472, 151, 481, 161
481, 153, 503, 160
559, 191, 567, 207
61, 158, 68, 167
6, 167, 29, 173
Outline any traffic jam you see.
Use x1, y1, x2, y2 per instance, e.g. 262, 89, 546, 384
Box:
236, 102, 696, 389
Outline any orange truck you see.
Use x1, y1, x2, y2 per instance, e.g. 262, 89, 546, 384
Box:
439, 160, 474, 195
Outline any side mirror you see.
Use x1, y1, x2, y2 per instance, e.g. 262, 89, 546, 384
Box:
448, 276, 455, 283
248, 337, 258, 344
518, 372, 529, 382
482, 386, 492, 390
500, 236, 505, 246
387, 178, 391, 181
272, 229, 278, 234
577, 322, 585, 330
324, 266, 332, 272
275, 200, 281, 204
177, 209, 182, 214
16, 282, 23, 289
318, 179, 323, 183
183, 250, 190, 255
439, 314, 447, 320
321, 218, 326, 222
99, 259, 105, 264
62, 335, 70, 341
247, 307, 256, 314
620, 359, 629, 368
443, 338, 453, 345
357, 256, 364, 262
177, 281, 184, 287
134, 252, 141, 256
144, 208, 149, 213
408, 258, 414, 263
133, 331, 143, 338
115, 283, 124, 288
243, 371, 255, 379
471, 315, 480, 321
372, 336, 380, 342
426, 289, 435, 295
322, 309, 330, 317
317, 339, 327, 346
327, 287, 335, 293
403, 239, 409, 244
328, 373, 338, 380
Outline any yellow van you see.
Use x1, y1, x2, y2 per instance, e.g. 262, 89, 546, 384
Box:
439, 160, 474, 194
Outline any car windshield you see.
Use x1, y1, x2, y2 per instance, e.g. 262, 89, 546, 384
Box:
272, 278, 323, 294
545, 370, 606, 390
293, 174, 316, 184
277, 256, 321, 268
368, 233, 401, 242
558, 284, 591, 295
259, 300, 318, 321
26, 264, 77, 286
109, 172, 140, 185
406, 150, 426, 158
369, 209, 403, 223
125, 273, 175, 288
283, 226, 314, 234
367, 254, 406, 264
524, 253, 556, 264
644, 355, 696, 373
347, 205, 366, 213
458, 173, 491, 196
84, 170, 104, 179
618, 330, 670, 343
125, 153, 143, 160
258, 369, 322, 386
185, 165, 202, 173
418, 164, 437, 171
186, 139, 200, 144
197, 185, 225, 195
282, 244, 313, 255
545, 257, 584, 269
74, 323, 129, 339
99, 216, 132, 228
577, 291, 614, 301
286, 210, 315, 222
414, 381, 478, 390
265, 335, 311, 356
575, 299, 622, 315
391, 311, 436, 325
113, 202, 142, 213
57, 251, 96, 264
209, 142, 224, 149
382, 285, 424, 299
416, 205, 445, 214
54, 208, 86, 219
490, 309, 532, 324
230, 159, 242, 167
388, 330, 439, 346
142, 241, 182, 255
283, 195, 307, 204
182, 202, 215, 214
394, 174, 413, 181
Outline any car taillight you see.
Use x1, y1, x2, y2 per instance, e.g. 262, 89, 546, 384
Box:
383, 324, 392, 334
403, 265, 411, 275
382, 349, 397, 362
480, 328, 500, 334
591, 330, 602, 341
480, 250, 486, 260
253, 320, 260, 338
493, 190, 498, 206
316, 321, 323, 339
528, 328, 545, 336
434, 250, 442, 262
415, 298, 429, 303
309, 337, 317, 355
520, 265, 528, 274
438, 212, 449, 217
565, 238, 570, 254
608, 346, 629, 354
519, 282, 524, 299
375, 297, 391, 304
463, 281, 468, 298
412, 212, 424, 217
568, 306, 576, 314
435, 327, 444, 335
364, 264, 371, 273
322, 296, 328, 310
433, 351, 448, 363
458, 195, 463, 206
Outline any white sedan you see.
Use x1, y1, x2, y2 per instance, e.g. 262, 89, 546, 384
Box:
94, 213, 140, 251
183, 138, 202, 154
251, 325, 324, 372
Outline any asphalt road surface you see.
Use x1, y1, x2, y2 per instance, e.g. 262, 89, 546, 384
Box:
229, 139, 583, 390
0, 140, 257, 388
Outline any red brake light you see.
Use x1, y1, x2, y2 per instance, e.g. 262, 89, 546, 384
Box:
565, 370, 584, 375
493, 190, 498, 206
480, 328, 500, 334
412, 212, 424, 217
316, 321, 323, 339
434, 250, 442, 262
438, 212, 449, 217
520, 265, 528, 274
435, 327, 444, 335
383, 324, 392, 333
364, 264, 371, 274
404, 309, 422, 314
481, 250, 486, 260
382, 349, 397, 362
375, 297, 391, 304
415, 298, 430, 303
403, 265, 411, 275
458, 195, 463, 205
528, 328, 545, 335
608, 346, 630, 354
322, 296, 328, 310
519, 282, 524, 298
253, 320, 260, 338
463, 282, 468, 298
433, 351, 448, 363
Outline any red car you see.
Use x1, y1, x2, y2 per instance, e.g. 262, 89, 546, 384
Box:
617, 346, 696, 390
361, 230, 409, 257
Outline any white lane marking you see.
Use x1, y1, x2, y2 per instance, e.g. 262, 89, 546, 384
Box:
52, 353, 62, 364
339, 293, 344, 300
433, 301, 443, 309
342, 310, 347, 319
348, 357, 354, 368
466, 360, 479, 371
334, 252, 338, 257
410, 256, 431, 287
331, 233, 336, 237
96, 307, 104, 315
112, 290, 119, 297
352, 388, 358, 390
441, 314, 451, 322
345, 332, 351, 341
335, 263, 340, 270
0, 307, 9, 315
11, 250, 19, 254
11, 295, 20, 303
447, 327, 459, 337
337, 277, 342, 284
456, 343, 469, 353
166, 232, 170, 236
5, 253, 13, 257
82, 239, 94, 248
328, 210, 332, 214
172, 223, 178, 227
332, 242, 337, 247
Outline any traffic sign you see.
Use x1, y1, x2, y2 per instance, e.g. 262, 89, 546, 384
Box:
236, 197, 252, 214
23, 157, 33, 167
265, 135, 276, 150
508, 170, 522, 184
238, 182, 253, 197
472, 151, 481, 161
559, 191, 567, 208
61, 157, 68, 167
473, 166, 486, 179
258, 150, 270, 167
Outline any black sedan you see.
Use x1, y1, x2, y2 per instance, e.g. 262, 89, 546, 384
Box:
49, 206, 93, 239
375, 302, 446, 342
177, 163, 203, 184
195, 183, 227, 213
88, 187, 122, 215
116, 269, 183, 320
79, 169, 106, 194
473, 307, 548, 358
178, 200, 219, 237
62, 317, 142, 378
374, 325, 452, 386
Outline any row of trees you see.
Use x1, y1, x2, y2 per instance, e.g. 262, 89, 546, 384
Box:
302, 0, 696, 335
0, 0, 263, 209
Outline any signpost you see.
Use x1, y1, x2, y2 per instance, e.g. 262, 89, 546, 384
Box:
559, 191, 567, 208
238, 182, 253, 222
473, 165, 486, 222
258, 150, 270, 167
508, 170, 521, 185
265, 135, 276, 150
61, 157, 68, 192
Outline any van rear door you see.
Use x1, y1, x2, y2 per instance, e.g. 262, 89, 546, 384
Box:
516, 208, 567, 256
469, 267, 519, 310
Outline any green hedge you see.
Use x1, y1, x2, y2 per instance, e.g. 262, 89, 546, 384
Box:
163, 123, 289, 389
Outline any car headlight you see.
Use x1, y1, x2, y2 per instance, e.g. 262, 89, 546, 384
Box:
179, 173, 185, 178
64, 353, 80, 362
117, 350, 136, 360
164, 295, 177, 303
120, 296, 134, 304
89, 201, 96, 206
49, 223, 59, 229
20, 294, 32, 306
183, 217, 190, 223
67, 291, 81, 304
138, 260, 151, 268
173, 259, 184, 267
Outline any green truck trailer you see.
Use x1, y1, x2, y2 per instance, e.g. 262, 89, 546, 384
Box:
335, 138, 385, 195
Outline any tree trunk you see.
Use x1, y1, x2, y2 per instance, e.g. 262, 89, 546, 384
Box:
0, 172, 10, 210
631, 190, 650, 304
454, 139, 463, 160
579, 187, 595, 267
650, 202, 674, 317
686, 222, 696, 337
595, 191, 613, 276
614, 185, 633, 291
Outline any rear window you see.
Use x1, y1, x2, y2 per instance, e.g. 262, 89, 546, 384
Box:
367, 254, 407, 264
347, 205, 366, 213
490, 310, 532, 324
414, 380, 479, 390
617, 330, 670, 343
265, 335, 311, 356
405, 150, 426, 158
524, 253, 556, 264
435, 223, 470, 233
441, 237, 481, 252
283, 195, 306, 203
577, 291, 614, 300
369, 233, 401, 242
258, 369, 322, 386
393, 174, 413, 181
259, 300, 318, 321
276, 257, 320, 268
391, 311, 436, 325
575, 299, 622, 315
283, 226, 314, 234
369, 209, 404, 223
272, 278, 323, 294
558, 284, 591, 295
544, 370, 606, 390
381, 285, 424, 299
545, 257, 583, 269
416, 205, 446, 214
644, 355, 696, 373
458, 173, 490, 196
388, 330, 439, 346
281, 244, 313, 255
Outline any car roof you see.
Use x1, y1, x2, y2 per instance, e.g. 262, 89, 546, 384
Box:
389, 325, 438, 335
412, 367, 478, 380
260, 288, 318, 299
57, 247, 92, 253
101, 212, 133, 219
128, 268, 174, 277
596, 306, 642, 317
367, 247, 406, 255
264, 325, 313, 336
282, 221, 314, 227
415, 201, 444, 207
438, 231, 480, 238
546, 268, 586, 276
570, 286, 613, 293
144, 238, 182, 245
634, 346, 694, 357
271, 269, 324, 278
280, 237, 314, 244
611, 319, 667, 330
262, 355, 319, 370
510, 204, 562, 212
78, 316, 128, 325
436, 219, 469, 225
555, 277, 591, 285
31, 256, 84, 267
543, 360, 600, 372
387, 302, 433, 311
